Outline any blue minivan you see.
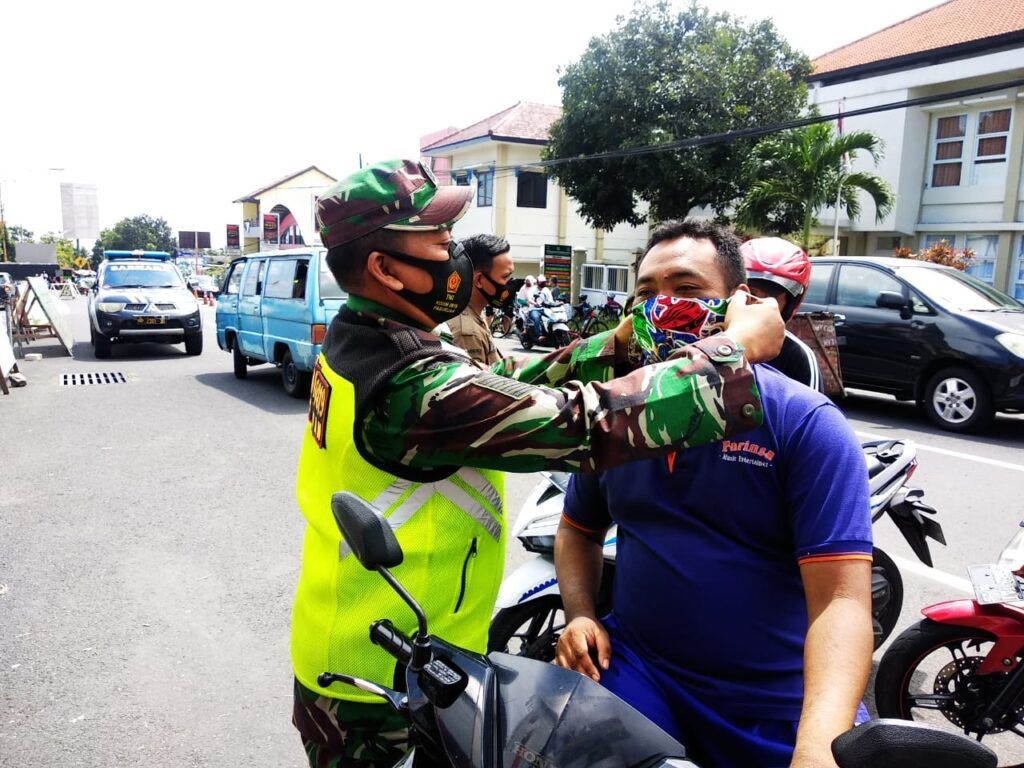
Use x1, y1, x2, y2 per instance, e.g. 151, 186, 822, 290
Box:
216, 249, 346, 397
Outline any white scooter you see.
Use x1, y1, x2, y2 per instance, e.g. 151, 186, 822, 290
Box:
515, 301, 573, 349
490, 439, 944, 658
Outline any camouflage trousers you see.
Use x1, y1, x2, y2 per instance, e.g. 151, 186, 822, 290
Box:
293, 678, 409, 768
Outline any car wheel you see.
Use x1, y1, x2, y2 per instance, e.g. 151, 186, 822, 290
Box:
922, 366, 993, 433
93, 332, 112, 359
281, 350, 311, 398
184, 333, 203, 356
232, 340, 248, 380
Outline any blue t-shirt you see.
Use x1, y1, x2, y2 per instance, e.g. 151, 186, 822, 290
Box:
563, 365, 872, 720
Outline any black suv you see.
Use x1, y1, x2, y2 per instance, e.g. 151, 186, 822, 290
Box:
88, 251, 203, 358
802, 256, 1024, 432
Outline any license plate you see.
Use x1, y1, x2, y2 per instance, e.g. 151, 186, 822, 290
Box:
139, 316, 167, 326
967, 564, 1024, 605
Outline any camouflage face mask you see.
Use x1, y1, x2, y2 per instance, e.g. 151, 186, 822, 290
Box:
631, 295, 728, 364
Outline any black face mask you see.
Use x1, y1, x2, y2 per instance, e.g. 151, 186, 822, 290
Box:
478, 271, 512, 308
379, 241, 474, 324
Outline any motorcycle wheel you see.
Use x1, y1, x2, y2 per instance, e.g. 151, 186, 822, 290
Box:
488, 596, 564, 662
554, 329, 571, 348
517, 330, 533, 351
873, 547, 903, 650
875, 619, 1022, 765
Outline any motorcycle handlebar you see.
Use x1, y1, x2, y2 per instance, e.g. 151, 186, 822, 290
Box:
370, 619, 414, 665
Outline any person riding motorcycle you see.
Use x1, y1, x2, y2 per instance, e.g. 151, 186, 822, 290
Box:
741, 237, 823, 393
527, 275, 553, 339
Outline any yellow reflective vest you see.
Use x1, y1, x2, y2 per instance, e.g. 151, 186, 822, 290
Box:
291, 355, 506, 703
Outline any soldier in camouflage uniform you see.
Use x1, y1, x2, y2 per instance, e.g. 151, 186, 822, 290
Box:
290, 158, 785, 767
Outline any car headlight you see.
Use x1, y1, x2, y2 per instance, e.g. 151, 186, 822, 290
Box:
996, 332, 1024, 359
97, 301, 126, 312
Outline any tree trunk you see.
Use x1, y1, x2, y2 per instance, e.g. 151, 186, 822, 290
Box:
801, 206, 814, 252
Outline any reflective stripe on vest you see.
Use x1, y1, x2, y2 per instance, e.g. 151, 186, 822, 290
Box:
338, 467, 503, 560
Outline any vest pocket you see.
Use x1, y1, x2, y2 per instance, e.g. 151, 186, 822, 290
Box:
453, 537, 478, 614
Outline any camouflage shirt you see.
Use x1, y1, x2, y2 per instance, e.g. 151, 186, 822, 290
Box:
348, 299, 763, 474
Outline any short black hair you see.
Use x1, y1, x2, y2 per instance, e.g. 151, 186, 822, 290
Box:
459, 234, 510, 273
641, 219, 745, 291
326, 228, 404, 291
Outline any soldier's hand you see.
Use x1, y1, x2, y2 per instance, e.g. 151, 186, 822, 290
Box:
723, 290, 785, 364
555, 616, 612, 682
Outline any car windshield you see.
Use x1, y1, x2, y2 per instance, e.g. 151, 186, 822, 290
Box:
102, 263, 183, 289
896, 266, 1023, 312
318, 253, 346, 299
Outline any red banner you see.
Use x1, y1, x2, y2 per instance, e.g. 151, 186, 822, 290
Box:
226, 224, 240, 248
263, 214, 279, 245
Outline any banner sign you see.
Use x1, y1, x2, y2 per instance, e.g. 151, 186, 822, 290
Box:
178, 231, 211, 250
542, 244, 572, 286
226, 224, 240, 248
263, 214, 279, 245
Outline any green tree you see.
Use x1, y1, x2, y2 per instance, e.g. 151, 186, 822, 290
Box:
40, 232, 77, 269
97, 214, 174, 252
735, 122, 895, 251
90, 240, 104, 269
8, 225, 34, 242
545, 1, 812, 230
1, 223, 14, 261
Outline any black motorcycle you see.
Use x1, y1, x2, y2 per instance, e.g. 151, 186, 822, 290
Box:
318, 492, 993, 768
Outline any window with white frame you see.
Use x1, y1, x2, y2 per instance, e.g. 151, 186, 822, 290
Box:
581, 263, 630, 299
920, 233, 997, 286
1013, 236, 1024, 301
476, 170, 493, 207
928, 107, 1013, 189
931, 114, 966, 188
965, 234, 998, 285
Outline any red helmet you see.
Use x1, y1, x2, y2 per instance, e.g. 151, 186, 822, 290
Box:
740, 237, 811, 318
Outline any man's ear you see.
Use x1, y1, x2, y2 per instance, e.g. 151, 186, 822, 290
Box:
366, 250, 405, 292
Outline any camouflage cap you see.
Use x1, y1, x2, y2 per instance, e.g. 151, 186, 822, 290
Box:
316, 159, 473, 248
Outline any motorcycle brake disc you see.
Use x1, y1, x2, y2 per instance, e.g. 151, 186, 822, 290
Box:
933, 656, 1024, 733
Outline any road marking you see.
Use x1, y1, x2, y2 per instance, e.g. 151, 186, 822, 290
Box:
889, 553, 973, 595
855, 430, 1024, 474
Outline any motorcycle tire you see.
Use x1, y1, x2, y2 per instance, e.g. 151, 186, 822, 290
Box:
554, 329, 571, 348
873, 546, 903, 650
517, 331, 533, 351
874, 619, 1018, 762
488, 596, 565, 662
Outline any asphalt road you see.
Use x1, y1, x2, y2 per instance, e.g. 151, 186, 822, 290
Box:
1, 299, 1022, 766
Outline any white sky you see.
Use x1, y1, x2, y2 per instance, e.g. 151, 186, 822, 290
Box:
1, 0, 941, 248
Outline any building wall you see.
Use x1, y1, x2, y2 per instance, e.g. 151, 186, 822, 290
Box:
437, 140, 648, 295
240, 168, 336, 253
809, 45, 1024, 296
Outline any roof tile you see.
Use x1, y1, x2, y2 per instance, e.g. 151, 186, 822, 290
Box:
812, 0, 1024, 76
422, 102, 562, 151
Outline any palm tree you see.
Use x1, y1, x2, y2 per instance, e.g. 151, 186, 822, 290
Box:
735, 122, 895, 252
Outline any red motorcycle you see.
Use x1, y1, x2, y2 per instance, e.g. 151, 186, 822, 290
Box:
875, 521, 1024, 766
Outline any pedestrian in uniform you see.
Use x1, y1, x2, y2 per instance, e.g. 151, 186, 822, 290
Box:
290, 158, 785, 768
447, 234, 513, 366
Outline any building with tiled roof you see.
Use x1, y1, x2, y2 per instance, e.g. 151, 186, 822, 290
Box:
806, 0, 1024, 298
421, 103, 648, 297
232, 166, 336, 254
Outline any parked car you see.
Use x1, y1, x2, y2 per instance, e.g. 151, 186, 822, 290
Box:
0, 272, 14, 302
215, 249, 346, 397
802, 256, 1024, 432
88, 251, 202, 358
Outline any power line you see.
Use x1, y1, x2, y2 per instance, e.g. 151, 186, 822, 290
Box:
474, 76, 1024, 174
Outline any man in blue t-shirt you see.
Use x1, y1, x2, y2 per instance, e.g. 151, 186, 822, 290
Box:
555, 219, 873, 768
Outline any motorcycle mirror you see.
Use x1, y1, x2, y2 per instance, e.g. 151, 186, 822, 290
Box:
330, 492, 404, 571
831, 720, 996, 768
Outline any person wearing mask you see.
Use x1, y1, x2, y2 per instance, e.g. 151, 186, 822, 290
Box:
528, 274, 552, 338
555, 219, 872, 768
290, 160, 784, 768
447, 234, 514, 366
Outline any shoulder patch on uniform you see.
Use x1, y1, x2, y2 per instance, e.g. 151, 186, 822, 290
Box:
472, 373, 533, 401
308, 361, 332, 449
